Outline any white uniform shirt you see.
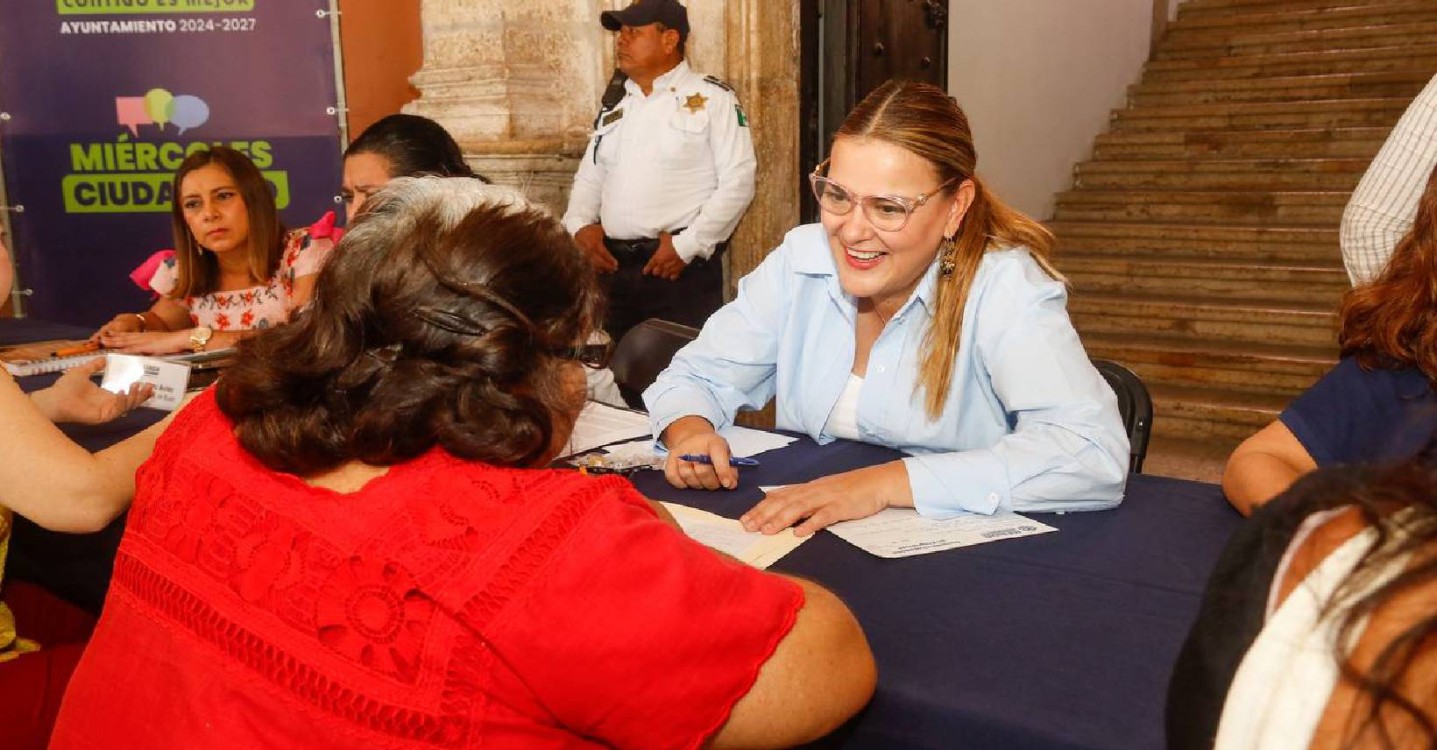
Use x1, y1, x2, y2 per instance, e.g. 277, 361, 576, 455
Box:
562, 60, 757, 263
1341, 73, 1437, 285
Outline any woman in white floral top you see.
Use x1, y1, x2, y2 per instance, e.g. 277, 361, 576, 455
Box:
93, 146, 332, 354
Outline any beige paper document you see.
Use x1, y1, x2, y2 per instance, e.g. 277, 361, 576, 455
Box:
660, 502, 809, 569
825, 507, 1056, 558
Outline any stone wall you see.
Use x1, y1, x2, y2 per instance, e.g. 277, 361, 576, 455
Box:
405, 0, 798, 292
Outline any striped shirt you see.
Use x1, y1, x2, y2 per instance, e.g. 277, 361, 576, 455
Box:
1341, 74, 1437, 285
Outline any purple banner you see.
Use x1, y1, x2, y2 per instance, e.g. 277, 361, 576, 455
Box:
0, 0, 343, 326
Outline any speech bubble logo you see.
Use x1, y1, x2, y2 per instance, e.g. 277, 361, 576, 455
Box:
170, 95, 210, 135
143, 88, 174, 130
115, 96, 153, 137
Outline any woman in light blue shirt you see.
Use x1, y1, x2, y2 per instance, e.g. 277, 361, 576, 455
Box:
645, 80, 1128, 535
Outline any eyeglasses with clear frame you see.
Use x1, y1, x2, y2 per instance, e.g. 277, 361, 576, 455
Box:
809, 159, 958, 232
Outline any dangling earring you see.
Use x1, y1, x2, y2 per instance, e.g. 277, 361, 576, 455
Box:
938, 236, 956, 276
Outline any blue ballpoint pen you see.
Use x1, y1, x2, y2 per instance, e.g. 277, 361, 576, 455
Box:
677, 453, 761, 467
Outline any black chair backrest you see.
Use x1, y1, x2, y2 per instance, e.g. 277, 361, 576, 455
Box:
1091, 359, 1154, 474
610, 318, 701, 409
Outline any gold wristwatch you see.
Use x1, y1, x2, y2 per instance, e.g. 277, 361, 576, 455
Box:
189, 325, 213, 353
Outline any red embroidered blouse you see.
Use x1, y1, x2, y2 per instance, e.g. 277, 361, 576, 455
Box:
50, 391, 803, 749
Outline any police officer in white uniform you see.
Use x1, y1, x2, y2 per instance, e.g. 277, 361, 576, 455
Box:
562, 0, 756, 346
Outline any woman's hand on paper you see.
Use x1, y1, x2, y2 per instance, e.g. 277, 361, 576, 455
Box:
30, 358, 153, 425
662, 416, 739, 491
741, 461, 911, 537
97, 330, 190, 355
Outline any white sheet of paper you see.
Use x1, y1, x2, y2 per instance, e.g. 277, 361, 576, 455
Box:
597, 423, 797, 463
824, 506, 1056, 558
564, 401, 652, 454
99, 353, 191, 411
719, 425, 797, 458
660, 502, 809, 569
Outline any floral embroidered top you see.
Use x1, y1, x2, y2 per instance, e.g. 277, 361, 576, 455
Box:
149, 225, 334, 331
50, 391, 802, 749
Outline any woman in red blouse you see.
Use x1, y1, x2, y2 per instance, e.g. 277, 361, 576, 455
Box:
48, 176, 875, 749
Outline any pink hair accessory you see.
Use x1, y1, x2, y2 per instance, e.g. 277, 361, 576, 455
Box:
308, 210, 345, 242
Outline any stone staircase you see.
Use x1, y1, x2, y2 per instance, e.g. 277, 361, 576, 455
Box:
1052, 0, 1437, 476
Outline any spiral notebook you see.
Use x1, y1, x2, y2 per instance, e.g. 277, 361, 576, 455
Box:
0, 339, 104, 377
0, 340, 239, 377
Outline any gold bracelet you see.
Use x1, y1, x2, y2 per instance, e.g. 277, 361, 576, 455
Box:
132, 312, 148, 332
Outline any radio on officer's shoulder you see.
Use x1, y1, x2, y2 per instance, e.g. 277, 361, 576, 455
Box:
601, 69, 628, 110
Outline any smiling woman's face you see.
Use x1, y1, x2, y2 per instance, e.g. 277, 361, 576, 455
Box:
820, 137, 968, 312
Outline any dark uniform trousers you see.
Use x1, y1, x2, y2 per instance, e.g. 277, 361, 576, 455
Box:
601, 232, 727, 345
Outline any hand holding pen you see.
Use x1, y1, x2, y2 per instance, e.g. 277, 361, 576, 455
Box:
660, 416, 743, 491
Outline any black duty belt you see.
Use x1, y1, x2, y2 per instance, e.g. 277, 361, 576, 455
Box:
603, 236, 660, 254
603, 227, 688, 255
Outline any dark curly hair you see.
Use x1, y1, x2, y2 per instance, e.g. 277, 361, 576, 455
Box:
216, 177, 600, 474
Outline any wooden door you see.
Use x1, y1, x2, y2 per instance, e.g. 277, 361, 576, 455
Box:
800, 0, 950, 221
855, 0, 949, 97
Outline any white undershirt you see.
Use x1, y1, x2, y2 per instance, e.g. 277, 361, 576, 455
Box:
1215, 509, 1416, 750
823, 373, 864, 440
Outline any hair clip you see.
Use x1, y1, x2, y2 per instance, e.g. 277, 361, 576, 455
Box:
415, 306, 489, 336
365, 342, 403, 365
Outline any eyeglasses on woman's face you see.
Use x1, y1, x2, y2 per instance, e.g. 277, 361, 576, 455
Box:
809, 159, 957, 233
553, 331, 613, 370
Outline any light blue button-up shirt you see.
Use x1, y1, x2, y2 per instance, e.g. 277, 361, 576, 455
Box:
644, 224, 1129, 516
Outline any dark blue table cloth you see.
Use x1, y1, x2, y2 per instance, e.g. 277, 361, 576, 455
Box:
3, 316, 1245, 749
0, 318, 100, 348
629, 438, 1244, 750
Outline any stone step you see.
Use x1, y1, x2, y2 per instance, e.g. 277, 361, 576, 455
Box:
1166, 2, 1437, 36
1148, 384, 1288, 441
1082, 332, 1335, 397
1128, 70, 1431, 108
1143, 44, 1437, 83
1141, 433, 1233, 484
1073, 157, 1369, 190
1155, 20, 1437, 59
1053, 189, 1350, 225
1062, 254, 1348, 303
1177, 0, 1421, 19
1068, 292, 1338, 347
1069, 0, 1427, 456
1110, 97, 1411, 131
1050, 221, 1340, 263
1091, 127, 1387, 159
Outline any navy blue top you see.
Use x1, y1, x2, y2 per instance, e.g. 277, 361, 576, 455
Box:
1280, 358, 1437, 466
